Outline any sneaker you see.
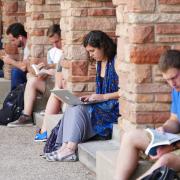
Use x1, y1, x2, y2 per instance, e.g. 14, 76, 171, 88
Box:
34, 131, 47, 142
7, 114, 33, 128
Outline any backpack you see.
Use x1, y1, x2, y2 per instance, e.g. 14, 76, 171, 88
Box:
43, 119, 61, 154
0, 83, 25, 125
141, 166, 180, 180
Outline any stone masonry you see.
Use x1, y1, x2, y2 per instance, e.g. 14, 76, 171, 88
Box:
0, 0, 180, 131
113, 0, 180, 131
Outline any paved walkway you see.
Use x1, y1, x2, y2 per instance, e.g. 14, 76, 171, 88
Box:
0, 126, 95, 180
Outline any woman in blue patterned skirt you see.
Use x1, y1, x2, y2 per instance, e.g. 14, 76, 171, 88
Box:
46, 30, 120, 162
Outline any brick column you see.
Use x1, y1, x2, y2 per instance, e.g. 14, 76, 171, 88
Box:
60, 0, 116, 94
0, 0, 2, 37
25, 0, 60, 64
1, 0, 26, 79
113, 0, 180, 131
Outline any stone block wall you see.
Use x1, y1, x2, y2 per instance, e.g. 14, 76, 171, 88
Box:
25, 0, 61, 64
0, 0, 2, 37
113, 0, 180, 130
1, 0, 26, 79
60, 0, 116, 94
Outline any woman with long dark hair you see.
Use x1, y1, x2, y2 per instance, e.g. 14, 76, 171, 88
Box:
45, 30, 120, 162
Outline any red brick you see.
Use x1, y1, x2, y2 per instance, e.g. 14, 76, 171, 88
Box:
69, 76, 95, 82
129, 25, 154, 43
88, 9, 116, 16
4, 1, 18, 13
127, 0, 156, 13
154, 93, 171, 103
157, 36, 180, 43
71, 60, 88, 76
31, 13, 44, 20
112, 0, 128, 5
156, 24, 180, 34
30, 29, 45, 36
28, 0, 45, 5
130, 45, 170, 64
159, 0, 180, 4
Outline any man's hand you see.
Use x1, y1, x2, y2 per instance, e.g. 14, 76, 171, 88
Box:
150, 145, 174, 160
2, 55, 13, 65
37, 62, 46, 70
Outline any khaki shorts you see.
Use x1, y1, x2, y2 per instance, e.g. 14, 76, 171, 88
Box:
43, 77, 55, 99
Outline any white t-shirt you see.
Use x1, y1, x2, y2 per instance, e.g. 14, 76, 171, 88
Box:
47, 47, 63, 64
22, 45, 30, 61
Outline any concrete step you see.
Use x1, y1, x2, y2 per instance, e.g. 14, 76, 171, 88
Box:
33, 112, 63, 136
96, 150, 152, 180
78, 140, 119, 173
112, 123, 120, 143
0, 78, 11, 108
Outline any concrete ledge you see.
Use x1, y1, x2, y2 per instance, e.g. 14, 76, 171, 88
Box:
33, 112, 62, 136
96, 150, 153, 180
0, 78, 10, 106
78, 140, 119, 173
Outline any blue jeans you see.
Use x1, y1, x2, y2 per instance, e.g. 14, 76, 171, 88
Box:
11, 68, 27, 90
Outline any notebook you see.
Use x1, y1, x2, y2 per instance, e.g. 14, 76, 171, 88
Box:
51, 89, 107, 106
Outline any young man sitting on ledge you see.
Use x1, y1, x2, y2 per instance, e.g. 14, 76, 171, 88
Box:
115, 50, 180, 180
7, 24, 63, 128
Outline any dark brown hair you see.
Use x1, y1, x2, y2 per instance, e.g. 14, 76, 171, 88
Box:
6, 23, 27, 38
83, 30, 116, 61
47, 24, 61, 37
158, 50, 180, 73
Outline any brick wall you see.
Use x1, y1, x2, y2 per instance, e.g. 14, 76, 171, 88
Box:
0, 0, 2, 37
113, 0, 180, 131
1, 0, 26, 79
26, 0, 61, 64
60, 0, 116, 94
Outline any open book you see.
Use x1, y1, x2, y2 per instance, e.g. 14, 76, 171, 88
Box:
145, 128, 180, 156
31, 64, 48, 76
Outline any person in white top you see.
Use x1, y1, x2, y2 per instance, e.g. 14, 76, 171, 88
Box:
2, 23, 30, 90
7, 24, 64, 127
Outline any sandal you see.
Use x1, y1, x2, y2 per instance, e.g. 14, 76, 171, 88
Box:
46, 149, 78, 162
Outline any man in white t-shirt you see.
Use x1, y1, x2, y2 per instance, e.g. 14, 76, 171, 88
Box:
7, 24, 63, 127
2, 23, 30, 90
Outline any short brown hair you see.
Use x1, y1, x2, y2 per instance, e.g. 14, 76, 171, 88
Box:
158, 50, 180, 73
47, 24, 61, 37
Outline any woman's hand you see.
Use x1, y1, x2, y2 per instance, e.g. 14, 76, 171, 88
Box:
80, 94, 105, 102
80, 95, 91, 102
88, 94, 105, 101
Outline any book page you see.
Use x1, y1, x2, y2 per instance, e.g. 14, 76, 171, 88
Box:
145, 128, 180, 156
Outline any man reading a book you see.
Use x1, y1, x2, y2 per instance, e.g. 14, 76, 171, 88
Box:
2, 23, 29, 90
115, 50, 180, 180
7, 24, 63, 127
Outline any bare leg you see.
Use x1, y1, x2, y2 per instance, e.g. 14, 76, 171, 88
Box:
23, 77, 46, 116
115, 129, 150, 180
138, 153, 180, 179
41, 93, 62, 132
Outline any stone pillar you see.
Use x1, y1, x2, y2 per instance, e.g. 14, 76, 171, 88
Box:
0, 0, 2, 37
113, 0, 180, 131
26, 0, 61, 64
60, 0, 116, 94
1, 0, 26, 79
